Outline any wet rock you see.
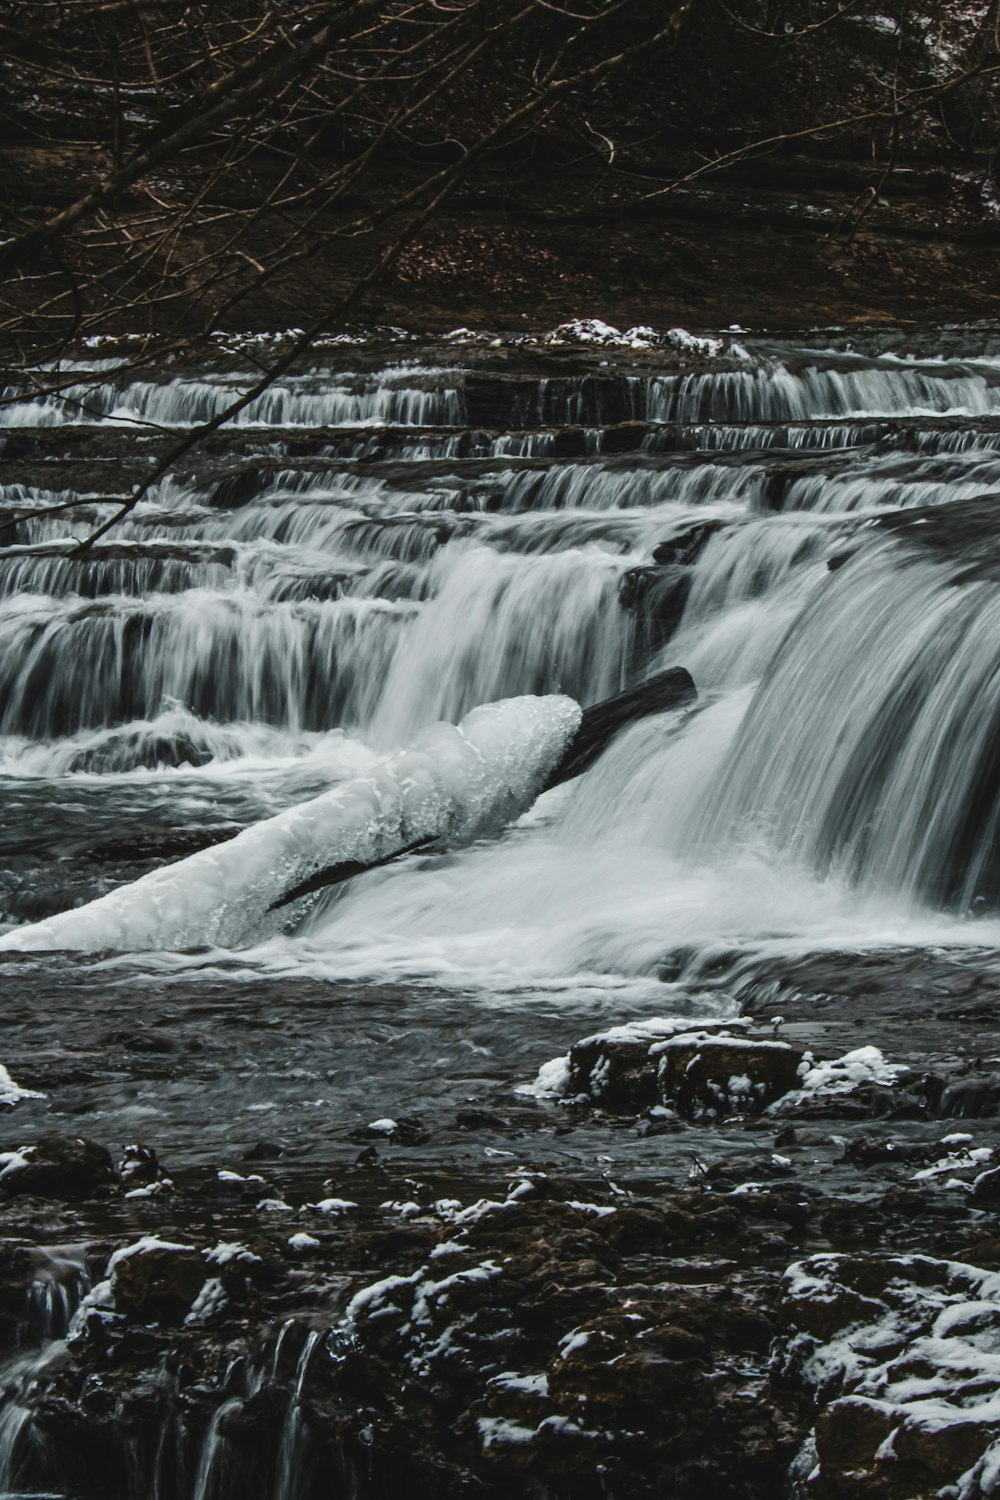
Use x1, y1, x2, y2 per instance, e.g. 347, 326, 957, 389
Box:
657, 1034, 804, 1118
596, 420, 648, 454
109, 1236, 207, 1320
0, 1135, 115, 1199
777, 1251, 1000, 1496
454, 1108, 511, 1131
971, 1165, 1000, 1204
618, 562, 691, 647
842, 1136, 938, 1168
652, 519, 725, 567
941, 1076, 1000, 1118
206, 467, 267, 508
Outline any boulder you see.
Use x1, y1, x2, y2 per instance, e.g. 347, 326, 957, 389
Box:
0, 1135, 115, 1199
655, 1034, 804, 1118
563, 1019, 804, 1119
109, 1237, 207, 1320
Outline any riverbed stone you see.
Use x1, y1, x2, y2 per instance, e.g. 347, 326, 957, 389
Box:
0, 1135, 116, 1199
654, 1034, 804, 1118
110, 1238, 207, 1320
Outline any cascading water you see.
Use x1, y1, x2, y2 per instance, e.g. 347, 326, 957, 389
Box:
4, 333, 1000, 973
0, 1249, 90, 1494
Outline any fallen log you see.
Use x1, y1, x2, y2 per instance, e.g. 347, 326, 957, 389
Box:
543, 665, 696, 790
271, 667, 696, 910
0, 681, 697, 953
269, 835, 438, 912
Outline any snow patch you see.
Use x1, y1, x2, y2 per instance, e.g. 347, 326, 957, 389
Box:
0, 1064, 44, 1107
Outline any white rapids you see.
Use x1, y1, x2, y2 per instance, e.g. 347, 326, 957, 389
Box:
6, 332, 1000, 984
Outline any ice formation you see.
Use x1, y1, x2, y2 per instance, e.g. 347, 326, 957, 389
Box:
0, 695, 580, 955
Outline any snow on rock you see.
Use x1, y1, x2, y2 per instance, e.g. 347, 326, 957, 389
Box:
185, 1277, 227, 1324
204, 1241, 261, 1268
0, 1150, 31, 1181
796, 1046, 905, 1097
0, 694, 581, 954
288, 1232, 320, 1252
545, 319, 659, 349
667, 327, 724, 357
523, 1021, 918, 1123
476, 1415, 538, 1449
123, 1180, 173, 1199
106, 1236, 207, 1319
771, 1046, 906, 1116
0, 1064, 44, 1107
777, 1252, 1000, 1496
515, 1054, 572, 1099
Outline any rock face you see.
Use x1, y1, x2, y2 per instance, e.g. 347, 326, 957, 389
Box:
6, 1171, 807, 1500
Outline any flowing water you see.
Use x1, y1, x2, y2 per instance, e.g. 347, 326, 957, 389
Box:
5, 328, 1000, 1157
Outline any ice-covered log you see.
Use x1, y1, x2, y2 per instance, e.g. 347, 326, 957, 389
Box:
272, 666, 698, 909
0, 696, 581, 954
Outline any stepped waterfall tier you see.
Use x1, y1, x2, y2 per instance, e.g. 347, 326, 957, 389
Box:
8, 327, 1000, 1499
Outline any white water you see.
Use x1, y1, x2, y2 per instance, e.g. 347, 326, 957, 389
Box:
5, 335, 1000, 986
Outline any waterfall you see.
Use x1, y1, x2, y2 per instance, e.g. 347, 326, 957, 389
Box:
4, 333, 1000, 978
694, 536, 1000, 911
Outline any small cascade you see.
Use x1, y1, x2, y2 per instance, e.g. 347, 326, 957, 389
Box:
0, 1249, 90, 1495
271, 1330, 324, 1500
188, 1365, 266, 1500
0, 365, 465, 430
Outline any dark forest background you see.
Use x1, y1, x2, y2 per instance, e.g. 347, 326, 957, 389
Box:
2, 0, 1000, 365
